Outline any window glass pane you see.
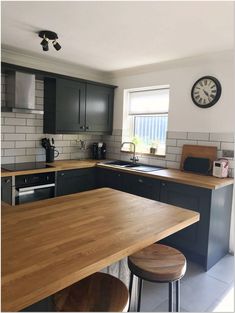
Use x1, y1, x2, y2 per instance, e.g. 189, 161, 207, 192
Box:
129, 88, 169, 115
134, 115, 168, 146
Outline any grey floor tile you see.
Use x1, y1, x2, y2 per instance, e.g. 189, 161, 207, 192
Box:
180, 275, 228, 312
152, 299, 188, 312
207, 254, 234, 284
140, 280, 168, 311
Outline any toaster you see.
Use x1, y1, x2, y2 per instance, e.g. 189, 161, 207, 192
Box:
212, 159, 229, 178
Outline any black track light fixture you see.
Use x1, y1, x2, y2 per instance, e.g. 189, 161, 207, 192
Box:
43, 44, 49, 51
38, 30, 62, 52
52, 40, 61, 51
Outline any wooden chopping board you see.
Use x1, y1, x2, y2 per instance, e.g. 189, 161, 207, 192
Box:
180, 145, 217, 170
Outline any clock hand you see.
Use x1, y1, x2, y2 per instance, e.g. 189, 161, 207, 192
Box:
203, 89, 210, 97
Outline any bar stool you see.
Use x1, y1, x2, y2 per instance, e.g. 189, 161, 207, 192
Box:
53, 272, 129, 312
128, 244, 186, 312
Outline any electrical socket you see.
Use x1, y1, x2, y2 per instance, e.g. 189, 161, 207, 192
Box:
222, 150, 234, 158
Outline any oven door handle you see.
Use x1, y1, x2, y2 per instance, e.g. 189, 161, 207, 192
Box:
17, 183, 55, 193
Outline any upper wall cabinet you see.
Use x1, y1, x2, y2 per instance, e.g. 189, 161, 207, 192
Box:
44, 77, 114, 134
86, 83, 114, 133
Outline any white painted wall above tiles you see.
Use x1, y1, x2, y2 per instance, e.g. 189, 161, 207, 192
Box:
110, 50, 235, 133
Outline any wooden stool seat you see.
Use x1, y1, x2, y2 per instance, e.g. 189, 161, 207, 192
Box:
54, 272, 129, 312
128, 243, 186, 282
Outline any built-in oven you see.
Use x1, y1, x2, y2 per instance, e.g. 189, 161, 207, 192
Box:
13, 172, 55, 205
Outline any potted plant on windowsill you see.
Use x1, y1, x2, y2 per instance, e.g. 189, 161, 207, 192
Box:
149, 141, 159, 155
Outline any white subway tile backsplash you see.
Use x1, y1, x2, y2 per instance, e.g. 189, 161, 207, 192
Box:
1, 156, 15, 164
166, 139, 177, 146
1, 141, 15, 148
15, 155, 36, 163
166, 161, 180, 169
26, 148, 44, 155
36, 154, 46, 162
1, 125, 15, 133
221, 142, 234, 150
197, 141, 221, 149
5, 149, 26, 156
187, 132, 209, 140
5, 118, 26, 126
15, 113, 36, 119
26, 119, 43, 126
177, 139, 197, 147
26, 133, 43, 140
55, 140, 70, 147
209, 133, 234, 142
165, 153, 177, 161
15, 141, 35, 148
167, 146, 182, 155
167, 131, 187, 139
1, 112, 16, 118
4, 133, 25, 141
16, 126, 36, 134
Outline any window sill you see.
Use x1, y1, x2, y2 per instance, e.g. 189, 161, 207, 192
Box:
120, 149, 166, 158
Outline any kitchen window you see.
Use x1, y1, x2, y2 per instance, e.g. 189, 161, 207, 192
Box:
122, 86, 170, 155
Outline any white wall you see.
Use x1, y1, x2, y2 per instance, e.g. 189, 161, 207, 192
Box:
110, 50, 235, 133
1, 47, 110, 84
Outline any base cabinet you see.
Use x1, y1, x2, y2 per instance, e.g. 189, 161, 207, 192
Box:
97, 168, 160, 200
1, 176, 12, 204
159, 181, 233, 270
56, 168, 96, 197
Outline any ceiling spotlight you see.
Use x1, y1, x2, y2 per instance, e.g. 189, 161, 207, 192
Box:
38, 30, 62, 52
53, 40, 61, 51
40, 36, 49, 48
43, 44, 49, 51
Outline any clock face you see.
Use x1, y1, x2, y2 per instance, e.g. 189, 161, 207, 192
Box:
191, 76, 221, 108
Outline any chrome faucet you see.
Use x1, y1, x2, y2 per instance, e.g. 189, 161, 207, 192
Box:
121, 142, 139, 164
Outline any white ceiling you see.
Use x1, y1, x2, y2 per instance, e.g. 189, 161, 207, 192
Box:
1, 1, 234, 72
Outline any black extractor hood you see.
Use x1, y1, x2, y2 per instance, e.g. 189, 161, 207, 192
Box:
1, 71, 43, 114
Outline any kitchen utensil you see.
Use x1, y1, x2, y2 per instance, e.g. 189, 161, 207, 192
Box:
46, 146, 59, 163
180, 145, 217, 171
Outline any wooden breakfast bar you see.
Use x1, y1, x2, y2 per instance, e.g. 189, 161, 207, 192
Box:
1, 188, 200, 312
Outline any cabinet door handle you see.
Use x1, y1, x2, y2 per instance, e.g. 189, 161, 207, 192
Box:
80, 126, 85, 130
6, 179, 10, 184
138, 179, 143, 183
86, 126, 89, 130
161, 182, 166, 187
61, 173, 65, 176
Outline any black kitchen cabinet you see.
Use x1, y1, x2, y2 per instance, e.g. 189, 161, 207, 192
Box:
44, 78, 114, 134
1, 176, 12, 204
96, 168, 160, 200
86, 84, 114, 133
122, 173, 160, 200
96, 168, 124, 191
56, 168, 96, 196
159, 180, 233, 270
44, 77, 86, 134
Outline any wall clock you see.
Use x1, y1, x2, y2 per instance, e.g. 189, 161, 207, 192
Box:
191, 76, 222, 108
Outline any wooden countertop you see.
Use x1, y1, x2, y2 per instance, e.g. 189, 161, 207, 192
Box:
2, 188, 199, 312
97, 164, 234, 190
1, 159, 99, 177
1, 159, 233, 189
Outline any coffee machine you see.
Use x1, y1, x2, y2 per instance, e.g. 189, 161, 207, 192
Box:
92, 142, 106, 160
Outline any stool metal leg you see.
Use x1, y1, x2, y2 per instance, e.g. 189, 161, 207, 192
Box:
176, 280, 180, 312
128, 272, 134, 312
137, 278, 143, 312
168, 282, 173, 312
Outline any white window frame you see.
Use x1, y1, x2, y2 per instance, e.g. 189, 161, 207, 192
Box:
122, 85, 170, 156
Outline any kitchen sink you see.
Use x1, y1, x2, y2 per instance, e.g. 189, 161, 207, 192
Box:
101, 160, 165, 172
